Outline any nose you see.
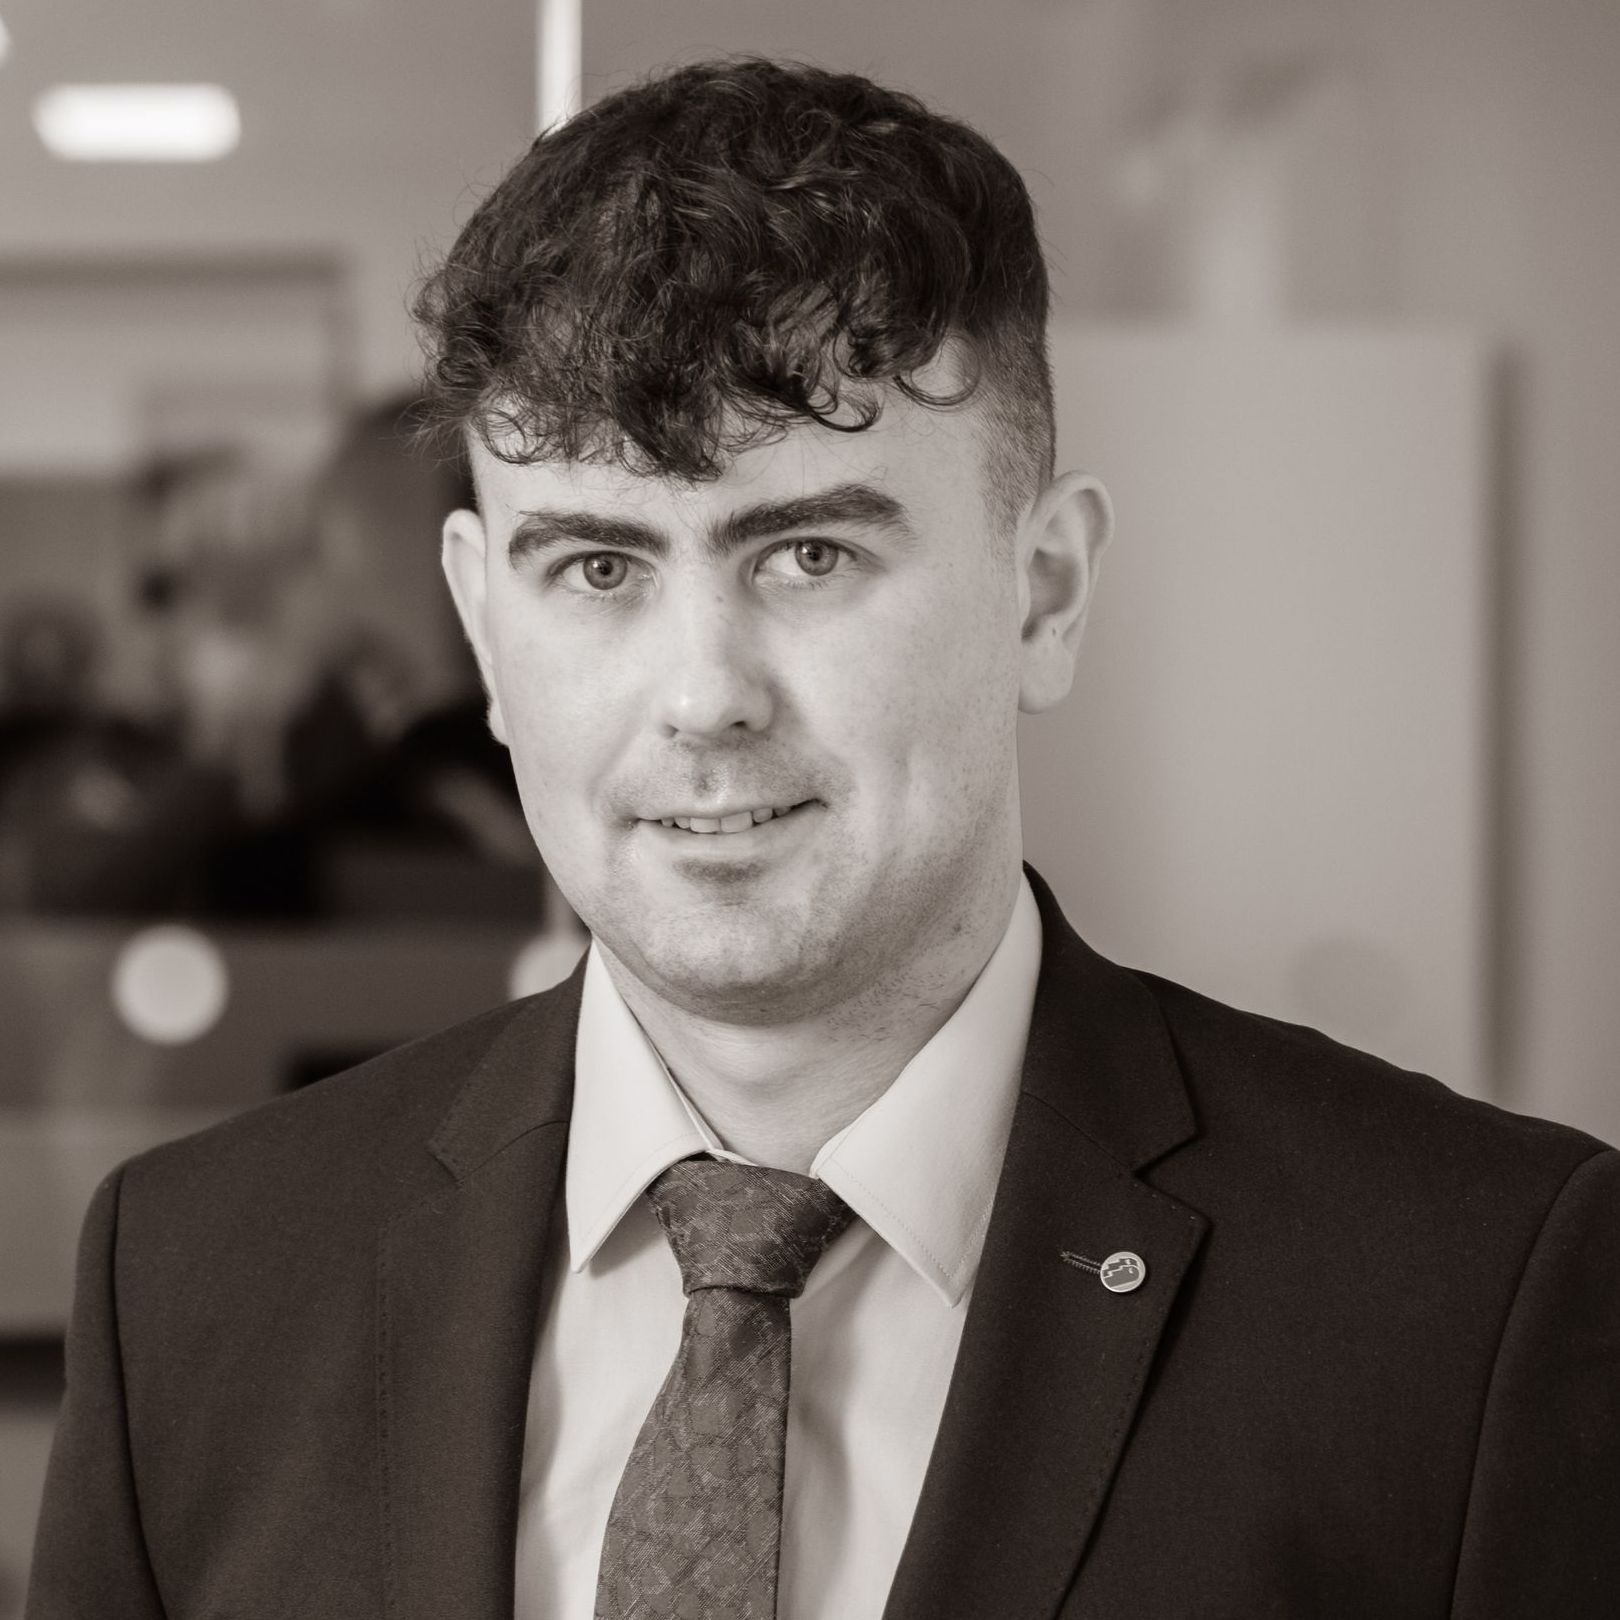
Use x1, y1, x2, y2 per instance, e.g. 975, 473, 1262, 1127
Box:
648, 585, 774, 739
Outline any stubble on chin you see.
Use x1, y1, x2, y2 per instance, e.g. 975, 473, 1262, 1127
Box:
591, 867, 889, 1027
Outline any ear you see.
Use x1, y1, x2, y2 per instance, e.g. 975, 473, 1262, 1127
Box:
1016, 471, 1113, 714
440, 505, 510, 745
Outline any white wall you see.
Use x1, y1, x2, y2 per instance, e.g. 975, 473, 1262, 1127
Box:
1026, 327, 1492, 1095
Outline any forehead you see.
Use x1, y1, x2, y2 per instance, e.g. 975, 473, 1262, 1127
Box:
470, 374, 994, 536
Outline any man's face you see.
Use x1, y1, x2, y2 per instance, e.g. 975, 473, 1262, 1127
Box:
446, 387, 1064, 1024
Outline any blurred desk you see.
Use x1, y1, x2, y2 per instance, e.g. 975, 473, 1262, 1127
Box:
0, 919, 584, 1336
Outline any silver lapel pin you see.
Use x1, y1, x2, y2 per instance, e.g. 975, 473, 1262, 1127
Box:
1060, 1249, 1147, 1293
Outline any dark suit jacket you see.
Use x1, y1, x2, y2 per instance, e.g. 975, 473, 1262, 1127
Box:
28, 866, 1620, 1617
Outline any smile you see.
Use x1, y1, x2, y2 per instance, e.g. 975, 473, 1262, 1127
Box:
648, 802, 814, 835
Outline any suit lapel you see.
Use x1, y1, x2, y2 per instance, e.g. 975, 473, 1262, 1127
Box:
883, 867, 1209, 1620
377, 955, 585, 1620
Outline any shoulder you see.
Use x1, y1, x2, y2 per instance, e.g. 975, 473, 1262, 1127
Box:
1131, 967, 1610, 1219
113, 994, 542, 1236
1101, 968, 1620, 1402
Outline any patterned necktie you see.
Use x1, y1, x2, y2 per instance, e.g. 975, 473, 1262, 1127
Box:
594, 1155, 856, 1620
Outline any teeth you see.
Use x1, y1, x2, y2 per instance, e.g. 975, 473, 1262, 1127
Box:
656, 802, 807, 833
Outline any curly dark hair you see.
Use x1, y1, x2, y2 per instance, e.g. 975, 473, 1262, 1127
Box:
412, 58, 1055, 531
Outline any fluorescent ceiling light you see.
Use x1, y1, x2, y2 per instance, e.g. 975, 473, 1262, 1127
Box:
0, 16, 12, 67
34, 84, 240, 162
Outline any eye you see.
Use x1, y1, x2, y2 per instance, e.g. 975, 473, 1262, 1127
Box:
557, 552, 636, 593
759, 539, 848, 583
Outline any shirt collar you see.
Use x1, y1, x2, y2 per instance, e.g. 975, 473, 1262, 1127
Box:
564, 946, 725, 1272
566, 871, 1043, 1306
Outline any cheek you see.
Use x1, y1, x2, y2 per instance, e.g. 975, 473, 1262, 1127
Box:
821, 575, 1017, 803
487, 612, 615, 806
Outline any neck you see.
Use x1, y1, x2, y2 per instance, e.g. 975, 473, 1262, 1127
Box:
597, 864, 1023, 1175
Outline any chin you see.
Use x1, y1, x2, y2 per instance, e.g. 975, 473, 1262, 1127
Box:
608, 905, 851, 1023
645, 935, 818, 1018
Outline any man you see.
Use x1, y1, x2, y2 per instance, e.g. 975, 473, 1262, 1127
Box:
28, 59, 1619, 1619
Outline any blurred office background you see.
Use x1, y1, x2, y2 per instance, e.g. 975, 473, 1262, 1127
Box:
1, 0, 1617, 1606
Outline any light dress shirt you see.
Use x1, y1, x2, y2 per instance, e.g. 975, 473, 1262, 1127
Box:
514, 871, 1043, 1620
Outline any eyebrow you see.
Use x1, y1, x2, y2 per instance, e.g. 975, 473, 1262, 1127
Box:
507, 481, 917, 564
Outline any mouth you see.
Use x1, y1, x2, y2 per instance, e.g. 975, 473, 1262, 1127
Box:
642, 800, 818, 836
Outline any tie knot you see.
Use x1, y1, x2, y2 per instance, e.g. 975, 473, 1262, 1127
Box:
645, 1157, 855, 1297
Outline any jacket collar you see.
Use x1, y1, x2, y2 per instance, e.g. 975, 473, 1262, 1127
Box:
426, 944, 586, 1181
1017, 861, 1198, 1173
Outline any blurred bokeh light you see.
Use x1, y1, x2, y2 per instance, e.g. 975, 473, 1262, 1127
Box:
110, 924, 229, 1045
